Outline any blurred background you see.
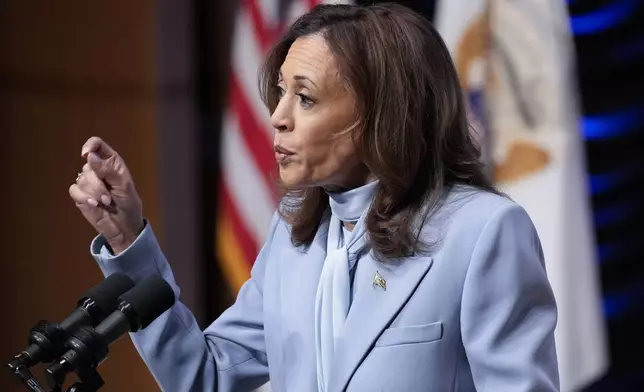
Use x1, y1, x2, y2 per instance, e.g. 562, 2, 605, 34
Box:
0, 0, 642, 391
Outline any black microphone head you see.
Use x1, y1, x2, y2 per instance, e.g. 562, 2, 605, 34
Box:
80, 273, 135, 319
119, 276, 175, 329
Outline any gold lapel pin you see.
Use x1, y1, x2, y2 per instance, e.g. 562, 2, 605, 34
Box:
373, 271, 387, 291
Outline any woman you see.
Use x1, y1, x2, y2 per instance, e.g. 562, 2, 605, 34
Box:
69, 3, 559, 391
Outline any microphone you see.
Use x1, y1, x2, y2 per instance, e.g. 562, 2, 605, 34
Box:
7, 272, 135, 370
44, 276, 175, 388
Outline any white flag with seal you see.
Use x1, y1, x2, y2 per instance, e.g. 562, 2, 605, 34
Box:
435, 0, 609, 390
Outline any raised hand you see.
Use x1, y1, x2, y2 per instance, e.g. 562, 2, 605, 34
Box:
69, 137, 145, 254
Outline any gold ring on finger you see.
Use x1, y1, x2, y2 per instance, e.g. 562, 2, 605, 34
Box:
76, 172, 83, 182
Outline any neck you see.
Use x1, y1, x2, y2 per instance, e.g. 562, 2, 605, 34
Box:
323, 171, 378, 193
343, 221, 357, 232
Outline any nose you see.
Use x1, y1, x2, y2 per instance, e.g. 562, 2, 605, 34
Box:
270, 100, 294, 133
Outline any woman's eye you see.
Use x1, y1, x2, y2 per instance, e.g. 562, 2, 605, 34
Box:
298, 94, 314, 109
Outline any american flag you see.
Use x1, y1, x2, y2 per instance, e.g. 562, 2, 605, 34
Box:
217, 0, 340, 293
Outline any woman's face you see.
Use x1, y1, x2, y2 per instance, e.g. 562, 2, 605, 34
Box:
271, 34, 367, 190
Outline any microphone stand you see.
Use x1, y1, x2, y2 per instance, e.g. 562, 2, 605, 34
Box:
6, 356, 47, 392
7, 355, 104, 392
50, 365, 104, 392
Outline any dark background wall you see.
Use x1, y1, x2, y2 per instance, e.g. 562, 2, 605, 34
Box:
0, 0, 237, 390
568, 1, 644, 390
0, 2, 163, 391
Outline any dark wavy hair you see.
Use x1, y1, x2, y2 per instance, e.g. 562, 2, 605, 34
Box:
259, 3, 497, 259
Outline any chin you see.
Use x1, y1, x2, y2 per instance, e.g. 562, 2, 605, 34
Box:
279, 175, 306, 188
278, 167, 311, 189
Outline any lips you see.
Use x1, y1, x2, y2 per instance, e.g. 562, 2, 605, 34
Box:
274, 145, 295, 164
273, 145, 295, 156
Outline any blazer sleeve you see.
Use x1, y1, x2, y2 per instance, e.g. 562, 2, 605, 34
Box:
460, 203, 560, 392
90, 213, 281, 392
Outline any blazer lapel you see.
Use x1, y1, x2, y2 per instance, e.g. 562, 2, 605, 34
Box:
278, 215, 329, 332
328, 255, 434, 392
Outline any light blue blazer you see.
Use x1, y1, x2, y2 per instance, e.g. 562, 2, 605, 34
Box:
91, 185, 559, 391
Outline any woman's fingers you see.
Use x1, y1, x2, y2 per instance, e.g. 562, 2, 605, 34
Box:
69, 182, 121, 240
69, 182, 97, 206
69, 183, 104, 226
76, 168, 112, 206
81, 136, 117, 160
73, 137, 145, 254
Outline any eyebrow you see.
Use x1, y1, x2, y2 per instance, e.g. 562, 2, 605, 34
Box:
278, 71, 319, 89
294, 75, 318, 89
